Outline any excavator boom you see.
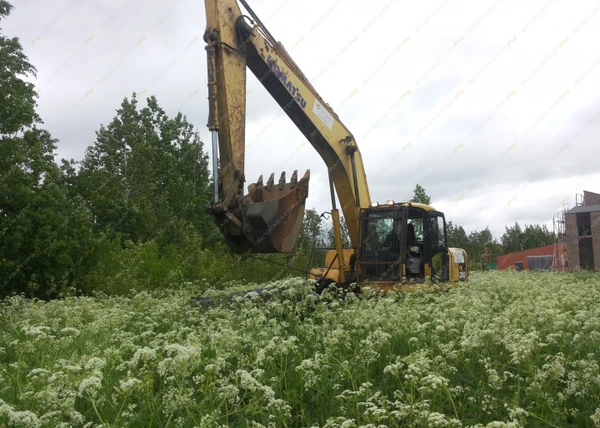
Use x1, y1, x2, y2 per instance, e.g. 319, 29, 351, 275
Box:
204, 0, 370, 254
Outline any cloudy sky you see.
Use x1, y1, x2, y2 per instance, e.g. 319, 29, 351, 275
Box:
5, 0, 600, 239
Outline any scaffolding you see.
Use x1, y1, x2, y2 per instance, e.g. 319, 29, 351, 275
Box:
552, 204, 569, 271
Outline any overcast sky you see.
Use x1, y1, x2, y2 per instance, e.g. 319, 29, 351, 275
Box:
5, 0, 600, 239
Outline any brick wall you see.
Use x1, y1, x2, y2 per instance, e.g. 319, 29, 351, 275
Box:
565, 213, 580, 270
584, 190, 600, 205
496, 244, 556, 270
592, 212, 600, 270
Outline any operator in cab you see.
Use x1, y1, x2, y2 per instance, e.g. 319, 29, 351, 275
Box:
382, 222, 418, 254
382, 222, 402, 252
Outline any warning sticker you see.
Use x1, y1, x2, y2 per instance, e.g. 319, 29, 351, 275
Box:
313, 100, 334, 130
451, 248, 465, 264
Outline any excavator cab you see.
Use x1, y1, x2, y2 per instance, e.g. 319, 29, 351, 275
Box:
358, 203, 454, 283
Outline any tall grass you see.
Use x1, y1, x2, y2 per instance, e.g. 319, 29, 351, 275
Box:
1, 271, 599, 427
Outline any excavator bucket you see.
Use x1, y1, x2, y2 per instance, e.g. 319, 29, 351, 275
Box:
214, 170, 310, 254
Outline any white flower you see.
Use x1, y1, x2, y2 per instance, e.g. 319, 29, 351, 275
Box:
8, 410, 41, 428
78, 376, 102, 398
26, 368, 51, 381
130, 346, 157, 366
118, 377, 142, 394
591, 407, 600, 427
60, 327, 81, 337
0, 401, 41, 428
84, 357, 106, 371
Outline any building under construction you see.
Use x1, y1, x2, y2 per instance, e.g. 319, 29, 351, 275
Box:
500, 190, 600, 272
563, 190, 600, 271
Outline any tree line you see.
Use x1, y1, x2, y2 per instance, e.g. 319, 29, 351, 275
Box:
410, 185, 554, 267
1, 1, 324, 298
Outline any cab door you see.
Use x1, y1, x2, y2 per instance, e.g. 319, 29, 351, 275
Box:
426, 212, 449, 280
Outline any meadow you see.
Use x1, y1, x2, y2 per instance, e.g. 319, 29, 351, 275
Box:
1, 271, 599, 427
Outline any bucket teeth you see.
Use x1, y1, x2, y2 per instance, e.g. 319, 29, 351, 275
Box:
266, 173, 275, 190
210, 168, 311, 254
247, 174, 262, 194
278, 172, 286, 190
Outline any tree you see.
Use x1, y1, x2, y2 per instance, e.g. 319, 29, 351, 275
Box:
408, 184, 431, 238
0, 2, 38, 136
501, 222, 554, 254
78, 94, 216, 249
1, 1, 93, 298
462, 227, 502, 267
293, 208, 327, 270
326, 215, 350, 249
411, 184, 431, 205
467, 228, 489, 262
501, 222, 523, 253
522, 224, 554, 249
297, 209, 325, 252
446, 221, 469, 249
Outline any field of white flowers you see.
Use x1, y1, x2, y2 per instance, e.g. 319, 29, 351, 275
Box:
1, 271, 600, 428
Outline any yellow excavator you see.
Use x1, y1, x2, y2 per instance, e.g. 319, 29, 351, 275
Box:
203, 0, 468, 291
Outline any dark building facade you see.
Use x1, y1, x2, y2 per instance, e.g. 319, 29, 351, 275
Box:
565, 190, 600, 271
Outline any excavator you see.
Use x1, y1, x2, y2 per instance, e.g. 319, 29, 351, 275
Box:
203, 0, 468, 292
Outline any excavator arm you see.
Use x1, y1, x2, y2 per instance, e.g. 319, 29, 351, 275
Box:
204, 0, 371, 255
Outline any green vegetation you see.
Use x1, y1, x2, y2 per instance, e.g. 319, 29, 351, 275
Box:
1, 271, 600, 427
410, 184, 432, 205
0, 1, 320, 299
